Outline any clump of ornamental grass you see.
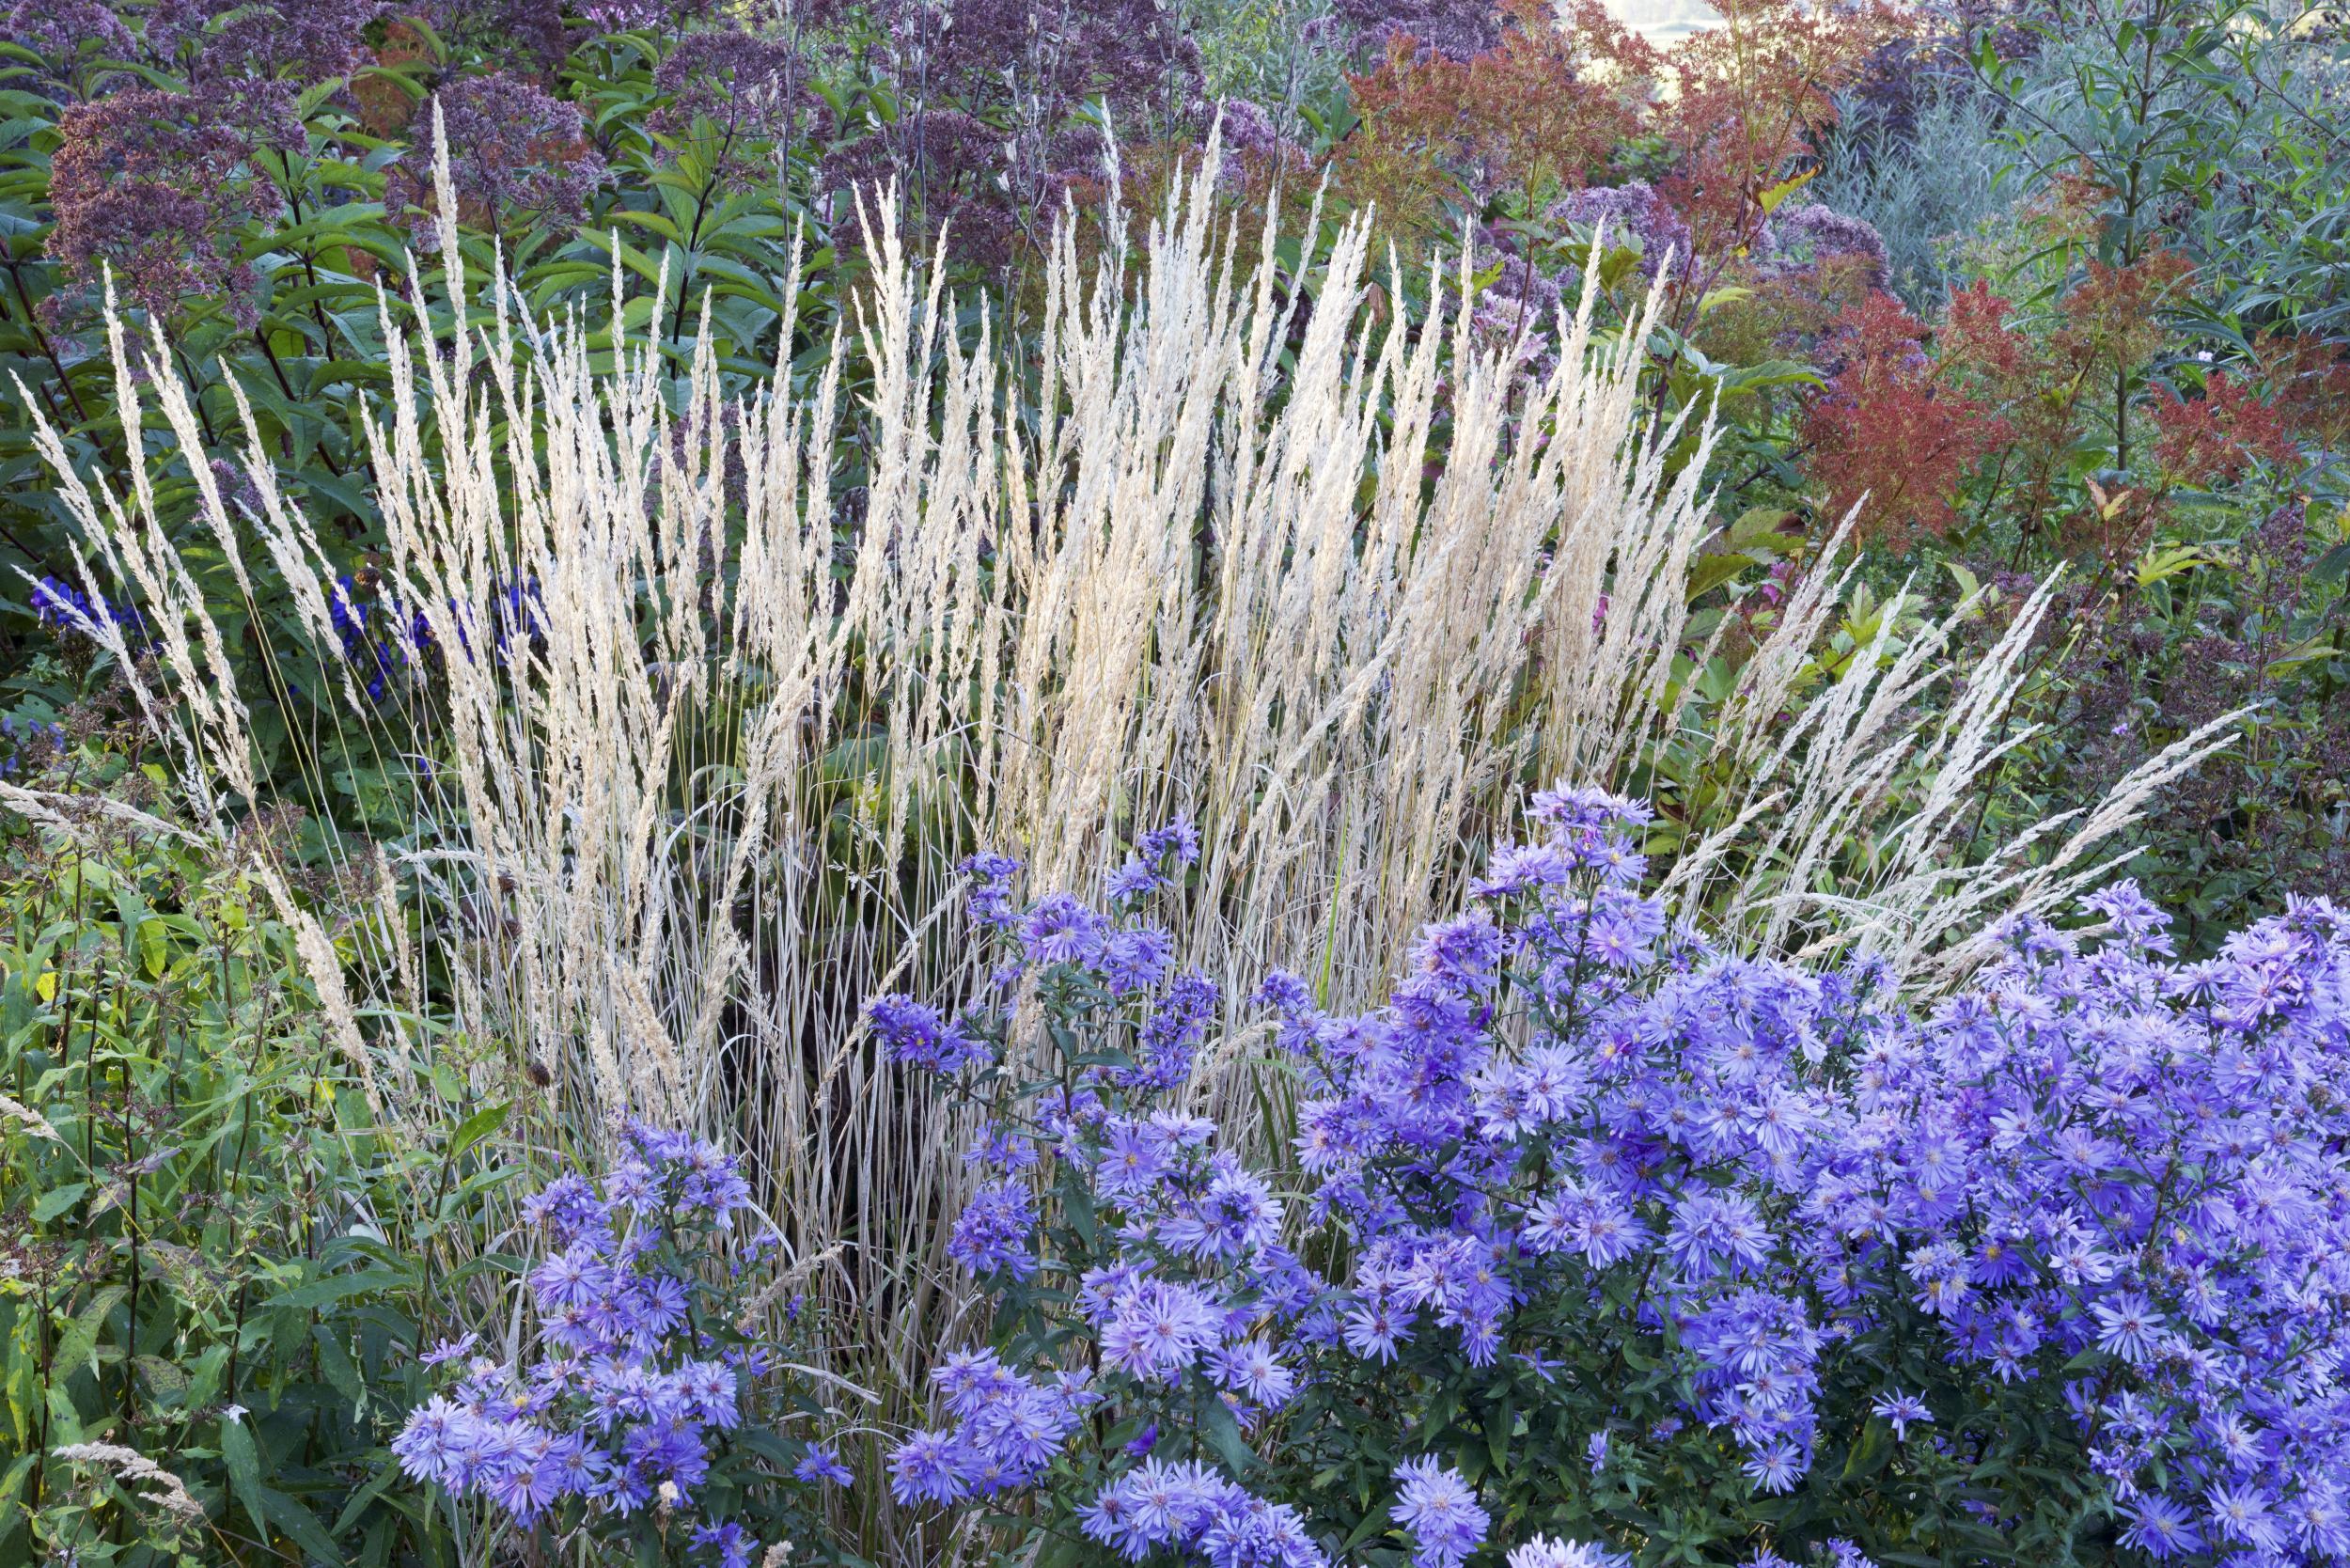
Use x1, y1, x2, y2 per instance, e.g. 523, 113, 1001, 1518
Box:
877, 789, 2350, 1567
15, 123, 2232, 1563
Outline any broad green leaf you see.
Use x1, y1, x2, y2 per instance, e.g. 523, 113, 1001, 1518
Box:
54, 1284, 128, 1377
261, 1268, 410, 1311
32, 1183, 86, 1223
1198, 1393, 1259, 1475
1759, 168, 1818, 214
446, 1100, 510, 1163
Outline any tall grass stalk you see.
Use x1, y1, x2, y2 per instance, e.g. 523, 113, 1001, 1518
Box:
15, 123, 2228, 1560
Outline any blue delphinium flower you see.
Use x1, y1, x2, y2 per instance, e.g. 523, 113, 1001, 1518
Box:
31, 572, 147, 644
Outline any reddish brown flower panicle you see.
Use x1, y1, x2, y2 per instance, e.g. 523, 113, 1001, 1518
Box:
1801, 289, 2006, 548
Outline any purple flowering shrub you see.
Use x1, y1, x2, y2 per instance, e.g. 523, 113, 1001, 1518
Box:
392, 1121, 850, 1565
875, 789, 2350, 1566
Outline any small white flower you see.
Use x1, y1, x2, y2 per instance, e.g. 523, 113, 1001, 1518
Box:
220, 1403, 247, 1424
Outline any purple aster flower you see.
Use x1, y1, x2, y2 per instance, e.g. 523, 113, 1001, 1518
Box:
1508, 1540, 1632, 1568
1022, 893, 1109, 968
689, 1521, 757, 1568
1393, 1457, 1488, 1568
1102, 925, 1177, 995
2205, 1482, 2283, 1552
793, 1441, 854, 1486
530, 1244, 614, 1312
1870, 1390, 1932, 1440
1136, 815, 1200, 867
1106, 857, 1164, 902
391, 1396, 470, 1484
888, 1429, 977, 1507
1101, 1280, 1221, 1382
1741, 1439, 1803, 1495
948, 1179, 1039, 1279
2119, 1494, 2204, 1560
1212, 1339, 1298, 1409
870, 994, 988, 1074
2092, 1292, 2165, 1365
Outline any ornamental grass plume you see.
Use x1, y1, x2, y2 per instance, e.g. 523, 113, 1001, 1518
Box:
16, 117, 2232, 1562
48, 1443, 205, 1531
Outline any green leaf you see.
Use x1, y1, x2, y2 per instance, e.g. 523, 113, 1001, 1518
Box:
1758, 168, 1818, 215
331, 1457, 400, 1535
260, 1268, 409, 1311
32, 1183, 87, 1224
446, 1100, 510, 1163
1684, 550, 1762, 604
260, 1483, 344, 1564
1198, 1393, 1259, 1475
314, 1325, 366, 1410
1843, 1419, 1893, 1482
54, 1284, 127, 1377
221, 1417, 266, 1524
1340, 1500, 1392, 1553
0, 1450, 36, 1513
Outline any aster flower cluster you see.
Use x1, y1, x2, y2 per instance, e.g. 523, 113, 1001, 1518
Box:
876, 786, 2350, 1567
873, 814, 1641, 1567
392, 1121, 843, 1562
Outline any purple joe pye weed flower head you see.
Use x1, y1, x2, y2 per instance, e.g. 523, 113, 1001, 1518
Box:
7, 1, 137, 69
145, 0, 383, 85
45, 85, 304, 329
1549, 181, 1691, 280
1334, 0, 1503, 62
1761, 201, 1891, 290
874, 793, 2350, 1566
577, 0, 724, 25
650, 27, 832, 182
388, 72, 607, 245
